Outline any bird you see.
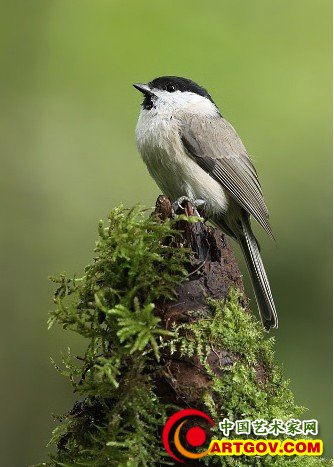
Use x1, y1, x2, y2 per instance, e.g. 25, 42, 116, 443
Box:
133, 76, 277, 330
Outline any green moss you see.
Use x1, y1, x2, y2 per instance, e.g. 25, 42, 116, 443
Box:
169, 293, 332, 466
42, 206, 331, 467
171, 291, 302, 422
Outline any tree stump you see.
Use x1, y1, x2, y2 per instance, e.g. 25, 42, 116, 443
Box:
153, 195, 248, 408
45, 197, 309, 467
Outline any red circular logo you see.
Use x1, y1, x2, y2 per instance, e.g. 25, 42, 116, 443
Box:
162, 409, 215, 463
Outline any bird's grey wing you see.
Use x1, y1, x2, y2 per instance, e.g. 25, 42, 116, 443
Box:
180, 114, 274, 239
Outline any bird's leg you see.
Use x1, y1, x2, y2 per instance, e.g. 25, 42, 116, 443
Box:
193, 199, 206, 217
172, 197, 206, 217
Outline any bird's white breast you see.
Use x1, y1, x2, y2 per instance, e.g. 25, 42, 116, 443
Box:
135, 107, 228, 216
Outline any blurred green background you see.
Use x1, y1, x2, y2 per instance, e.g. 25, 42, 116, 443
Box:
0, 1, 332, 465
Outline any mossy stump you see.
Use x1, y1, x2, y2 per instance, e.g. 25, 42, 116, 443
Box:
42, 198, 331, 467
153, 195, 249, 408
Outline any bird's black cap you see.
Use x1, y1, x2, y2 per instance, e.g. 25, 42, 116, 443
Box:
149, 76, 214, 103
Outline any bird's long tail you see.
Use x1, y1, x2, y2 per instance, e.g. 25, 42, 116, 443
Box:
238, 217, 278, 330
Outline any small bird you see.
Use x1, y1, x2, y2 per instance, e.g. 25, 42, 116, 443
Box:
134, 76, 277, 330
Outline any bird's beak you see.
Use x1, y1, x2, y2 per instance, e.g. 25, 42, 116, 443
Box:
133, 83, 154, 97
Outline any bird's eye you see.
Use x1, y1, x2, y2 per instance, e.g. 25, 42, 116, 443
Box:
166, 83, 176, 93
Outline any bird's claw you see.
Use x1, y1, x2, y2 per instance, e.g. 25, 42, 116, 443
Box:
172, 197, 205, 217
172, 196, 189, 214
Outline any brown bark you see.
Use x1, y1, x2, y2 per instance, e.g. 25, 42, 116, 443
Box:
152, 195, 248, 408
